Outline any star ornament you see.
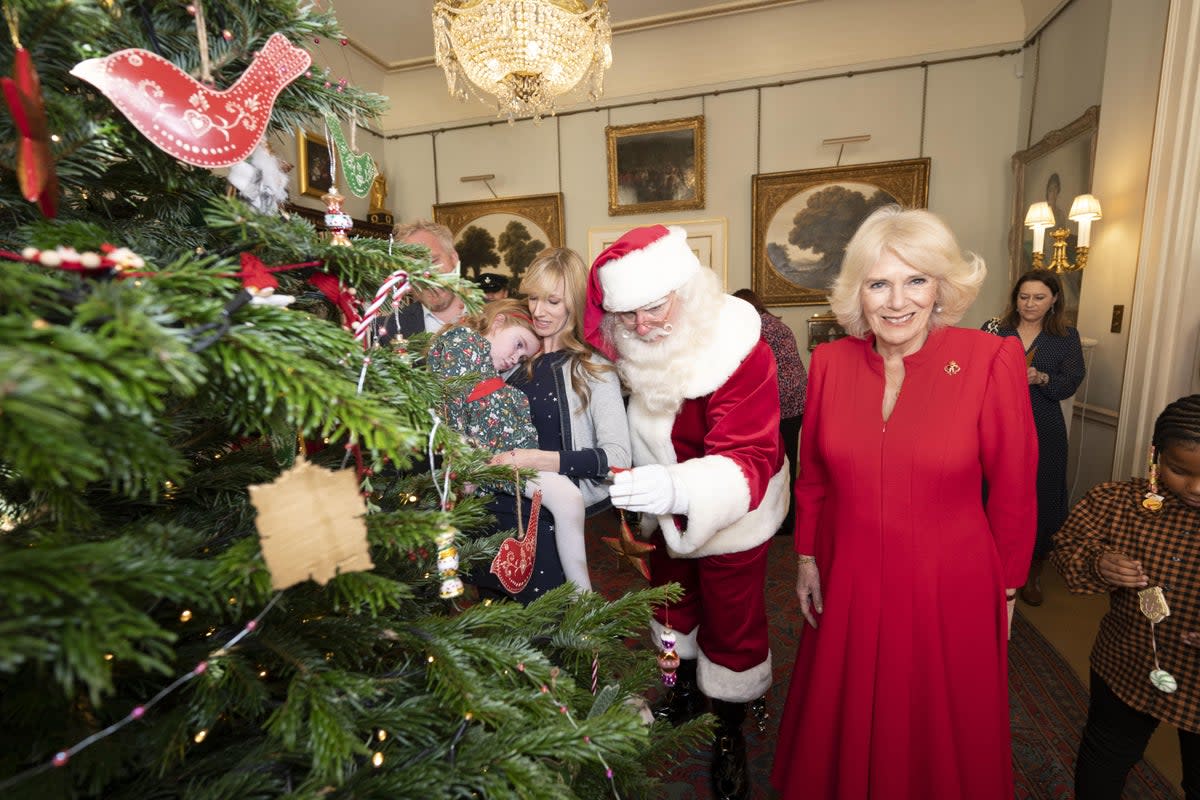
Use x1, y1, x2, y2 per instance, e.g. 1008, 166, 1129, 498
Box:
601, 510, 655, 581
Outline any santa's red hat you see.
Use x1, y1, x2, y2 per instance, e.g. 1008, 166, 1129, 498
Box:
584, 224, 700, 359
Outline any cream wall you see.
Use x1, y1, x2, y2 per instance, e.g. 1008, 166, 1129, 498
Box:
378, 0, 1024, 132
1113, 0, 1200, 482
381, 53, 1023, 350
282, 36, 390, 221
292, 0, 1176, 495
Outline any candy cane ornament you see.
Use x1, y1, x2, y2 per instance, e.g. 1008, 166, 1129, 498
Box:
353, 268, 411, 344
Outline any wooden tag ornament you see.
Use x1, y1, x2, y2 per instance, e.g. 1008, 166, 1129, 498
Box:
249, 459, 374, 590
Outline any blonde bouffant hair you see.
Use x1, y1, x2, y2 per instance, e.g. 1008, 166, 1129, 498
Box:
829, 206, 985, 338
520, 247, 612, 410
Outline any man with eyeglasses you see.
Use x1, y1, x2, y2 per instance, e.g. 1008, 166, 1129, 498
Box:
583, 225, 787, 800
378, 219, 466, 346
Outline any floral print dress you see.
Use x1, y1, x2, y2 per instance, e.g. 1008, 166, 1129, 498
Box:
426, 326, 538, 452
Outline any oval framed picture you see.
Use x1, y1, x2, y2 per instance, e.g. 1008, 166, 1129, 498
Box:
433, 193, 564, 295
751, 158, 930, 306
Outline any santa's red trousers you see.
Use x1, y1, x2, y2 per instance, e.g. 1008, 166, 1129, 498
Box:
649, 530, 771, 692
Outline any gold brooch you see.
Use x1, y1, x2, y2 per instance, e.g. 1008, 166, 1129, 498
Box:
944, 361, 961, 375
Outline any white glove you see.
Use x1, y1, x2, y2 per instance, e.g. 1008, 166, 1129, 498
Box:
610, 465, 689, 516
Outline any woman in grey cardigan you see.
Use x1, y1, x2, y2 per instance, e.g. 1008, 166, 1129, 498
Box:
488, 248, 631, 599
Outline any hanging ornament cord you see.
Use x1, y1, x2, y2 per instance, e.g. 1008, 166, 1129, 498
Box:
513, 465, 524, 536
427, 411, 453, 511
1149, 621, 1178, 693
4, 5, 18, 49
191, 1, 211, 84
323, 115, 338, 192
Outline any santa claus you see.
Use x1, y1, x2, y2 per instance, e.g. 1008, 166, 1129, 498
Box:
584, 225, 788, 800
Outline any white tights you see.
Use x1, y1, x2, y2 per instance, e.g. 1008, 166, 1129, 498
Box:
524, 471, 590, 592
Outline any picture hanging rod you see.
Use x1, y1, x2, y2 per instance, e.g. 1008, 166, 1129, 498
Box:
822, 135, 870, 145
823, 134, 871, 166
385, 46, 1021, 140
461, 174, 498, 198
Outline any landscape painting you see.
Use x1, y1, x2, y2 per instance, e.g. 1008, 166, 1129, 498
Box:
433, 193, 564, 294
751, 159, 931, 306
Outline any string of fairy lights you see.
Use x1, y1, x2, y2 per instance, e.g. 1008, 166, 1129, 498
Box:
1, 7, 633, 792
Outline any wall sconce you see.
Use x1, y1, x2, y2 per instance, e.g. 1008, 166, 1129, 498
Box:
1024, 194, 1102, 272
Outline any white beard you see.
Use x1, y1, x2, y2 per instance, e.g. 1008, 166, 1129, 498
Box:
610, 272, 725, 416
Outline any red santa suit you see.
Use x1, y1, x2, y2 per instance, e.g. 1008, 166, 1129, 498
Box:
630, 294, 789, 702
583, 224, 789, 702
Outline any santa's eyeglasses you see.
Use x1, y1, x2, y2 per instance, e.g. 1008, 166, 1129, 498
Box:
615, 293, 675, 327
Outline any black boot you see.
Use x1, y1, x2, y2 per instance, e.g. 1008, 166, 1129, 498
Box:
749, 695, 769, 734
651, 658, 705, 725
710, 699, 750, 800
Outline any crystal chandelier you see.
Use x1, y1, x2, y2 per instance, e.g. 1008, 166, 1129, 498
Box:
432, 0, 613, 121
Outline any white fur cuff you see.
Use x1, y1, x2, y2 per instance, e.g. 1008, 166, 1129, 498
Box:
658, 455, 750, 554
698, 649, 772, 703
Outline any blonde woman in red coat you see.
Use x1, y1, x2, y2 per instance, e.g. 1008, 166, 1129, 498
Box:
771, 206, 1038, 800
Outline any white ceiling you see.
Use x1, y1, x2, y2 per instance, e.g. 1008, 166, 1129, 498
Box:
329, 0, 815, 70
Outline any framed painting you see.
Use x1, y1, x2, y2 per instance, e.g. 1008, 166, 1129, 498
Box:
1010, 105, 1099, 325
297, 128, 335, 199
586, 218, 727, 289
805, 311, 849, 352
433, 193, 564, 294
606, 115, 706, 216
751, 158, 930, 306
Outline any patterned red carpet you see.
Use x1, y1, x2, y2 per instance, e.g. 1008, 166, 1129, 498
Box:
586, 514, 1181, 799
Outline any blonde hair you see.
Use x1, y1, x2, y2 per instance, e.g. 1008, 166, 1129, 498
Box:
520, 247, 612, 409
829, 206, 985, 337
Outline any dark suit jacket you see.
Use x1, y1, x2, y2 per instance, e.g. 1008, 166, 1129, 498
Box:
377, 302, 425, 347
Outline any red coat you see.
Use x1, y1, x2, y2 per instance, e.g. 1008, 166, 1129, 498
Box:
772, 327, 1037, 800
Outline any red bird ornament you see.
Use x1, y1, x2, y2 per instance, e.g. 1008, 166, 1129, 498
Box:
490, 490, 542, 594
70, 33, 310, 168
1, 45, 58, 217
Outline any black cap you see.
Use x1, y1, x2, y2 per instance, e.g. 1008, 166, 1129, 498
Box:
476, 272, 509, 293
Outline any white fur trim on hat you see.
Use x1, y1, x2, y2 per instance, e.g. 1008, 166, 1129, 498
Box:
599, 226, 701, 312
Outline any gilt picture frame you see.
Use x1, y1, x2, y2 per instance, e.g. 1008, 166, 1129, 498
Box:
805, 311, 849, 352
606, 115, 706, 216
751, 158, 931, 306
586, 218, 727, 290
1009, 105, 1099, 325
433, 193, 565, 294
296, 128, 335, 199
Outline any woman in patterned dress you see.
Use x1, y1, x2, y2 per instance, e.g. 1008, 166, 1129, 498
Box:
734, 288, 808, 535
426, 299, 592, 595
984, 269, 1086, 605
489, 248, 632, 601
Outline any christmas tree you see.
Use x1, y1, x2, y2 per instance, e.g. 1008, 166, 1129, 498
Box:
0, 2, 704, 797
